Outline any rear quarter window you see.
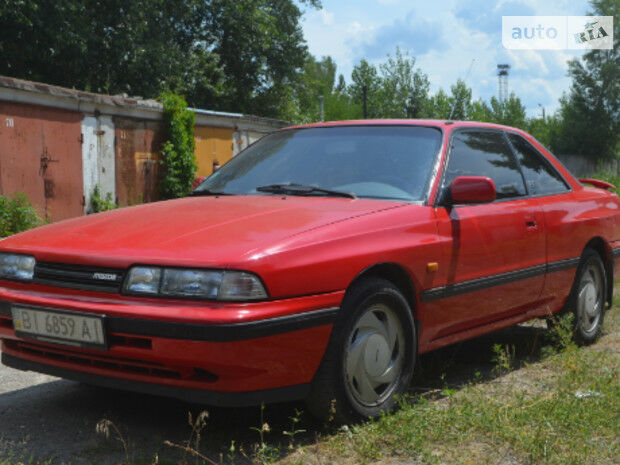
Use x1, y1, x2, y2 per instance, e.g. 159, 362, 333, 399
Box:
506, 133, 570, 196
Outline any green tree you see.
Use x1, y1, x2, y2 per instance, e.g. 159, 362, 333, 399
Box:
0, 0, 320, 119
323, 93, 362, 121
555, 0, 618, 160
426, 81, 473, 120
335, 74, 347, 93
468, 99, 494, 122
447, 79, 472, 120
426, 90, 452, 119
488, 94, 527, 128
295, 56, 337, 121
0, 1, 223, 99
159, 93, 196, 199
349, 59, 382, 118
378, 48, 430, 118
527, 114, 563, 150
206, 0, 319, 117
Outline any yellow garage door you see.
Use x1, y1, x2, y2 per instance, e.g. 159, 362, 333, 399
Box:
194, 126, 234, 177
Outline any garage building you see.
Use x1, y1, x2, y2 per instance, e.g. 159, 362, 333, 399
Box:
0, 76, 286, 221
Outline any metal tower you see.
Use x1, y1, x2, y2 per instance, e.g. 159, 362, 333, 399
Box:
497, 64, 510, 102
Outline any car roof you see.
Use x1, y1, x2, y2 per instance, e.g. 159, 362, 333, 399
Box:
283, 119, 523, 133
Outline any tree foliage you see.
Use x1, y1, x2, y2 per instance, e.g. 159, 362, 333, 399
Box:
553, 0, 618, 159
0, 0, 319, 118
206, 0, 312, 116
159, 93, 196, 199
1, 1, 615, 162
0, 192, 44, 238
89, 185, 117, 214
349, 60, 381, 118
377, 48, 430, 118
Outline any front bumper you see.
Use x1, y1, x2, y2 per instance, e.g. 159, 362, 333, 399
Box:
0, 282, 343, 405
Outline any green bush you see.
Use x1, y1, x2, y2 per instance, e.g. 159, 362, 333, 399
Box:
592, 171, 620, 190
89, 185, 117, 213
0, 192, 44, 238
159, 92, 197, 199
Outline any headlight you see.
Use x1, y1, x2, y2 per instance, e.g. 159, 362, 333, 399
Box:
0, 253, 35, 281
124, 266, 267, 301
124, 267, 161, 295
161, 269, 222, 298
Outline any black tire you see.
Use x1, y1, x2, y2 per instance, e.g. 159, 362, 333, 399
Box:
305, 278, 416, 423
553, 248, 607, 345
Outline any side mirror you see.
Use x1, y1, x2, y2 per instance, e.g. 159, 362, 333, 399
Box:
450, 176, 496, 205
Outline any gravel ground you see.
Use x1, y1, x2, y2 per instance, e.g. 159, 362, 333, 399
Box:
0, 321, 555, 464
0, 352, 310, 464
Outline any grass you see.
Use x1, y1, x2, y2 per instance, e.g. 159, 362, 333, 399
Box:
284, 303, 620, 465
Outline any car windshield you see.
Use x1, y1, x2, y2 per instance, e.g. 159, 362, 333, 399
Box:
194, 125, 442, 202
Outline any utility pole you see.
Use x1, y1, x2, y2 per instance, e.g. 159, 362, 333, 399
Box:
362, 85, 368, 119
319, 96, 324, 122
538, 103, 545, 119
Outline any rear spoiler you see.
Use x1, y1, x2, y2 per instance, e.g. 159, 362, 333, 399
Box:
579, 178, 616, 190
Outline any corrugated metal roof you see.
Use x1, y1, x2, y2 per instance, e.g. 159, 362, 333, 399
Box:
0, 75, 288, 128
0, 75, 162, 111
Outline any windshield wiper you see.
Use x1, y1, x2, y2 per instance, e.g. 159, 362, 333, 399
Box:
188, 189, 234, 196
256, 183, 356, 199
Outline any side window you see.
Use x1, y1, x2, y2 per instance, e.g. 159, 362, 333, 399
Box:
507, 133, 570, 195
444, 130, 526, 200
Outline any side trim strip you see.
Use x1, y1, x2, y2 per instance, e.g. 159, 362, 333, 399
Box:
421, 257, 580, 303
1, 353, 310, 407
0, 302, 339, 342
546, 257, 580, 273
421, 264, 546, 302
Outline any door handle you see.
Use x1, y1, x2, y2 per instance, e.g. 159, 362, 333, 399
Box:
525, 215, 537, 229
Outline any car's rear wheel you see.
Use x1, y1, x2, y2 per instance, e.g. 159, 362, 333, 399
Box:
306, 278, 416, 423
549, 248, 606, 345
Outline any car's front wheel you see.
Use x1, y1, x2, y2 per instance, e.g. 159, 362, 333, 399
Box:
306, 278, 416, 423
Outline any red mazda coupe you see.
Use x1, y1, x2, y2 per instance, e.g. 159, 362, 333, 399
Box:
0, 120, 618, 421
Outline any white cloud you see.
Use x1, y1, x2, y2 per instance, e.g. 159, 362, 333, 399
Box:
507, 49, 551, 75
319, 9, 334, 26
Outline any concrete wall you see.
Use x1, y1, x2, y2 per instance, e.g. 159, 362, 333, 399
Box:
555, 154, 619, 177
82, 115, 116, 212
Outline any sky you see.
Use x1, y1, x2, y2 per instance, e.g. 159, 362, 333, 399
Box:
300, 0, 592, 117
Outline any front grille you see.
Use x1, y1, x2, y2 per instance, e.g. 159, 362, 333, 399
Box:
33, 261, 125, 293
5, 339, 182, 379
4, 339, 219, 382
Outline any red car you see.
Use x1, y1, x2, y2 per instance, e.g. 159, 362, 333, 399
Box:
0, 120, 618, 422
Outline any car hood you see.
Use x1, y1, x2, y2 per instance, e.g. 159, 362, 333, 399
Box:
0, 195, 404, 268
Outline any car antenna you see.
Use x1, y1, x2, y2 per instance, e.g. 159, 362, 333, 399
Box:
448, 58, 476, 121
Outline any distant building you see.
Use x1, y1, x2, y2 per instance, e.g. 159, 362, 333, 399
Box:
0, 76, 286, 221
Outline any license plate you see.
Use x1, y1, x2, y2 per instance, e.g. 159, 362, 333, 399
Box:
11, 305, 107, 350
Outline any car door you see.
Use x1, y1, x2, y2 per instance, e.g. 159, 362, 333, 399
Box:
423, 128, 547, 341
504, 131, 575, 309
